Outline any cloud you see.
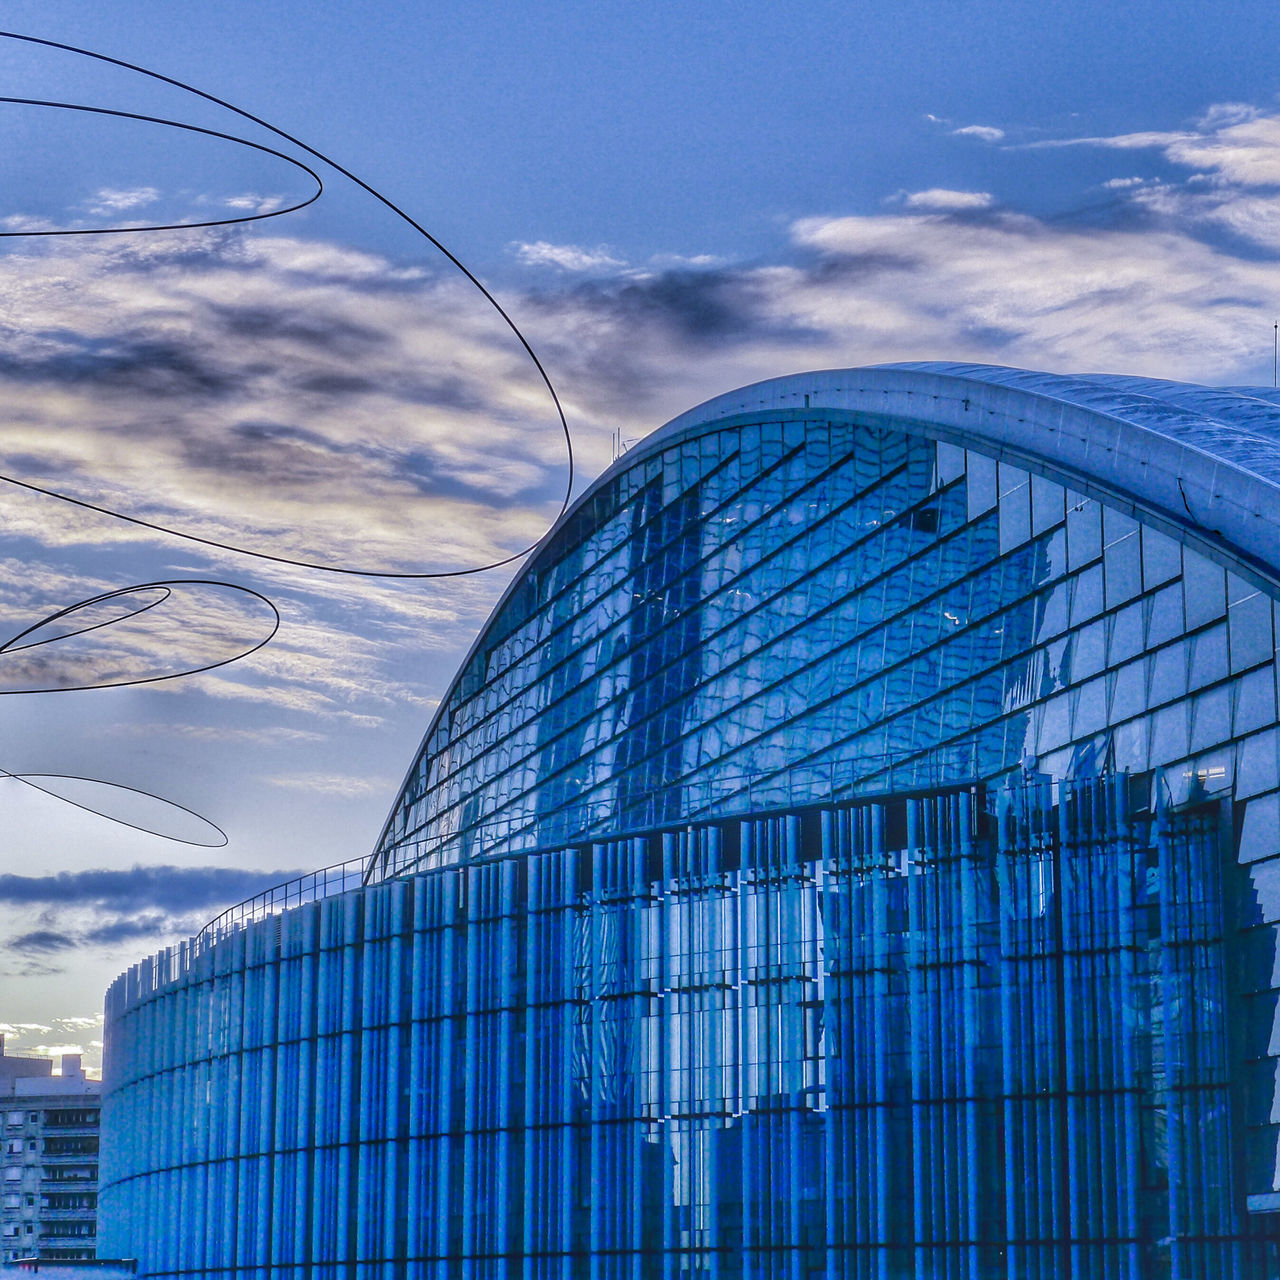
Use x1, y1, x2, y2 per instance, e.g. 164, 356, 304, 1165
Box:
0, 231, 570, 581
9, 929, 76, 953
902, 189, 995, 211
0, 867, 318, 966
1026, 103, 1280, 189
265, 772, 389, 798
1162, 115, 1280, 187
952, 125, 1005, 143
0, 1016, 105, 1074
511, 240, 626, 272
516, 153, 1280, 437
83, 187, 160, 217
0, 575, 279, 695
81, 913, 202, 947
0, 865, 308, 912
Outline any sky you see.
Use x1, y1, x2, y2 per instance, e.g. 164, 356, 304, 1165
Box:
4, 0, 1280, 1071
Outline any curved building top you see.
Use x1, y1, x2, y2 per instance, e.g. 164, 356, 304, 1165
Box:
654, 363, 1280, 583
370, 363, 1280, 880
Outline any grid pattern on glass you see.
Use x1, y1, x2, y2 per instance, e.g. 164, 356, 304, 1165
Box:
374, 416, 1280, 883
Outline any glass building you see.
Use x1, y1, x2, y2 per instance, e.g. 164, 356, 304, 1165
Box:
101, 364, 1280, 1277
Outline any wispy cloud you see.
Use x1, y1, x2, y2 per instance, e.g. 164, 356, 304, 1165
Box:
0, 232, 570, 580
901, 188, 995, 211
1023, 102, 1280, 188
10, 929, 76, 953
511, 240, 626, 272
952, 125, 1005, 143
82, 187, 160, 217
264, 771, 390, 798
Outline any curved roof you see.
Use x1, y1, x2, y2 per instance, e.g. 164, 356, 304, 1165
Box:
630, 362, 1280, 591
370, 362, 1280, 871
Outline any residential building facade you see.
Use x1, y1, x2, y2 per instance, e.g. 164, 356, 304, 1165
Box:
1, 1039, 101, 1266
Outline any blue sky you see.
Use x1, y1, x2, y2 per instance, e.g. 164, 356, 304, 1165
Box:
3, 0, 1280, 1067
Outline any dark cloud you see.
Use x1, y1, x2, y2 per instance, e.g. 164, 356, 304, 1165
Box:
81, 913, 198, 948
551, 266, 815, 347
294, 371, 377, 396
0, 866, 306, 914
0, 336, 236, 400
211, 303, 387, 357
9, 929, 76, 953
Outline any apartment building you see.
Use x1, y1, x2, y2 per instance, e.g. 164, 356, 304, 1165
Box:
1, 1036, 100, 1265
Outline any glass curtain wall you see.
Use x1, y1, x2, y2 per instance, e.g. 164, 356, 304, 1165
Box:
101, 780, 1278, 1277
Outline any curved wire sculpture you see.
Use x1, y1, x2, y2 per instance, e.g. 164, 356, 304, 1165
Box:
0, 28, 579, 846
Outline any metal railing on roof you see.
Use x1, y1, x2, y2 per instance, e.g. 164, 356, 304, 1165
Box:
194, 856, 368, 953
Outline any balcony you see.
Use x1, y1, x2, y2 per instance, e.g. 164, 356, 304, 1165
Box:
39, 1148, 99, 1162
39, 1170, 95, 1185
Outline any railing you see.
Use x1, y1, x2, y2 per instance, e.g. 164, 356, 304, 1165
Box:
194, 856, 369, 953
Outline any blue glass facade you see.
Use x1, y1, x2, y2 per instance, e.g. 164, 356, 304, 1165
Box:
101, 366, 1280, 1276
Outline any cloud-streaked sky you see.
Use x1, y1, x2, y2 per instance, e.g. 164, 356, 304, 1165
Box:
3, 0, 1280, 1069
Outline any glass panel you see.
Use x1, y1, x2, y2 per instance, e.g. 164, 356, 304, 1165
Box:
1231, 591, 1274, 672
998, 478, 1031, 553
1190, 624, 1229, 692
1142, 525, 1181, 587
935, 440, 965, 486
1184, 551, 1227, 630
965, 450, 997, 519
1110, 659, 1147, 724
1150, 704, 1189, 764
1150, 641, 1188, 706
1109, 602, 1144, 665
1246, 856, 1280, 926
1238, 667, 1279, 737
1242, 793, 1280, 864
1030, 473, 1064, 535
1239, 730, 1280, 800
1066, 494, 1102, 570
1104, 531, 1142, 609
